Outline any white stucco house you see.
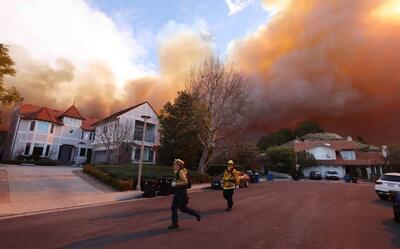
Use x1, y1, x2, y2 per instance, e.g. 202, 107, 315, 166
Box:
91, 101, 160, 164
4, 103, 98, 164
294, 137, 386, 180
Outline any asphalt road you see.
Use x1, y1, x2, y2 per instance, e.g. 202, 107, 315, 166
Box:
0, 181, 399, 249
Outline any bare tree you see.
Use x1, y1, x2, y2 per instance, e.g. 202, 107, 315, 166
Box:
96, 119, 133, 164
186, 57, 252, 173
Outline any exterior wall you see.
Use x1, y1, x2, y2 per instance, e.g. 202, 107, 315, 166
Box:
10, 117, 94, 164
303, 165, 345, 178
92, 102, 159, 164
306, 146, 336, 160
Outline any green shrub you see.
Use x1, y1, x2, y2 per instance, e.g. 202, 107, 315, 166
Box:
83, 164, 135, 191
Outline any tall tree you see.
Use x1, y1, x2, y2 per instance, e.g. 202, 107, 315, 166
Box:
96, 119, 133, 164
294, 120, 324, 137
0, 44, 21, 110
265, 145, 295, 174
186, 57, 252, 173
257, 128, 295, 150
158, 91, 204, 169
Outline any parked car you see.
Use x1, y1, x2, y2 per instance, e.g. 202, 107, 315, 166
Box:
211, 171, 250, 189
325, 170, 340, 180
309, 171, 322, 180
375, 173, 400, 200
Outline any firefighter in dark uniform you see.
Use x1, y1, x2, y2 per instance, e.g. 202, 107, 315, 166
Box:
223, 160, 240, 211
168, 159, 201, 229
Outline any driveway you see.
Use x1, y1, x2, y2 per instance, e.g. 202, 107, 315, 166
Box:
0, 164, 141, 217
0, 181, 398, 249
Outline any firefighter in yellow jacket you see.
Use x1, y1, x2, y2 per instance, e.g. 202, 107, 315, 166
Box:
223, 160, 240, 211
168, 159, 201, 229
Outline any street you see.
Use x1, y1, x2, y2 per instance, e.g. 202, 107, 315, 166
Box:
0, 181, 399, 249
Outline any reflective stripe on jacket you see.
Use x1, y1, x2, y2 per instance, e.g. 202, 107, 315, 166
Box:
174, 168, 188, 187
223, 168, 239, 189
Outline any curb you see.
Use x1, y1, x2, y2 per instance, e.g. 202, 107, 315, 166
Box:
0, 193, 144, 221
0, 185, 211, 220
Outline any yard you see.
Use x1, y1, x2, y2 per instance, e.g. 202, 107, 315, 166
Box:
83, 164, 211, 190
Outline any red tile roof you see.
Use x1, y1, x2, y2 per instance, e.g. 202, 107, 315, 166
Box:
0, 123, 9, 132
294, 140, 360, 152
19, 104, 98, 131
59, 105, 85, 120
81, 117, 99, 131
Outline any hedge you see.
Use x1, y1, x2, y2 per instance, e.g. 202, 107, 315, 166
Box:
86, 164, 211, 191
83, 165, 133, 191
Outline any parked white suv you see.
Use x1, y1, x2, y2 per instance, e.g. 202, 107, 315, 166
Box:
375, 173, 400, 200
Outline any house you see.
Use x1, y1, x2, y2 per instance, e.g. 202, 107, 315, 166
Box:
294, 137, 386, 180
91, 101, 159, 164
0, 123, 10, 160
3, 103, 98, 164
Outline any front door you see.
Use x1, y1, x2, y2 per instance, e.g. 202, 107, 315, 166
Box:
85, 149, 92, 164
58, 145, 73, 161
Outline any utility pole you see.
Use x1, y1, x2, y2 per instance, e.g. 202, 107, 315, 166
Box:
136, 115, 151, 191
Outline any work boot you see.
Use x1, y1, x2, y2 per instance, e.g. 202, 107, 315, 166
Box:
168, 224, 179, 230
196, 211, 201, 222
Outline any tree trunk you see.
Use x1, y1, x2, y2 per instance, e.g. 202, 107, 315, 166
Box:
198, 145, 209, 174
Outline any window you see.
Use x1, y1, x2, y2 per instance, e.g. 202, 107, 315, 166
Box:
45, 145, 50, 157
24, 143, 31, 155
69, 128, 74, 134
50, 124, 55, 134
134, 125, 144, 141
381, 175, 400, 182
37, 121, 49, 134
30, 121, 35, 131
325, 151, 331, 159
79, 148, 87, 157
81, 132, 84, 140
147, 150, 154, 162
134, 148, 141, 161
340, 151, 355, 160
89, 133, 92, 140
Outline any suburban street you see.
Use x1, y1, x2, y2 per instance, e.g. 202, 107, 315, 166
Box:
0, 181, 399, 249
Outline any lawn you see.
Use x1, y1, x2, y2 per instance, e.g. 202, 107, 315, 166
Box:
93, 164, 210, 182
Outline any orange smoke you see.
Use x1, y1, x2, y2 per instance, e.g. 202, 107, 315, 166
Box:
230, 0, 400, 144
1, 31, 212, 120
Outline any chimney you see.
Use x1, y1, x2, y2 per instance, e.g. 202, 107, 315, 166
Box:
382, 145, 388, 158
347, 136, 352, 141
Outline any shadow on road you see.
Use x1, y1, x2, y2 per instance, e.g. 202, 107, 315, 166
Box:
59, 227, 191, 249
157, 208, 226, 222
382, 218, 400, 248
91, 207, 170, 221
370, 199, 393, 208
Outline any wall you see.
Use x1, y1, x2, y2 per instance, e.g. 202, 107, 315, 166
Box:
307, 146, 336, 160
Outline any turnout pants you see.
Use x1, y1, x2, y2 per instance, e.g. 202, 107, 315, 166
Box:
223, 188, 234, 208
171, 187, 198, 225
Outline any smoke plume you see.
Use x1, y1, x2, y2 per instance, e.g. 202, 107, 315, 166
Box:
230, 0, 400, 144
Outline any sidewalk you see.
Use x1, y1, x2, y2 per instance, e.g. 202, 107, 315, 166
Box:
0, 182, 210, 220
0, 190, 143, 219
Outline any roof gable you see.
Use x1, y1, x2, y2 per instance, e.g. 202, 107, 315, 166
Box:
92, 101, 157, 126
60, 105, 85, 120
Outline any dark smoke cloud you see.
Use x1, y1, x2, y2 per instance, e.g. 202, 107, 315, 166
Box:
231, 0, 400, 144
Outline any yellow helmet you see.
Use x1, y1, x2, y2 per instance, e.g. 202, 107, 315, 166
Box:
174, 159, 185, 166
227, 160, 235, 165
